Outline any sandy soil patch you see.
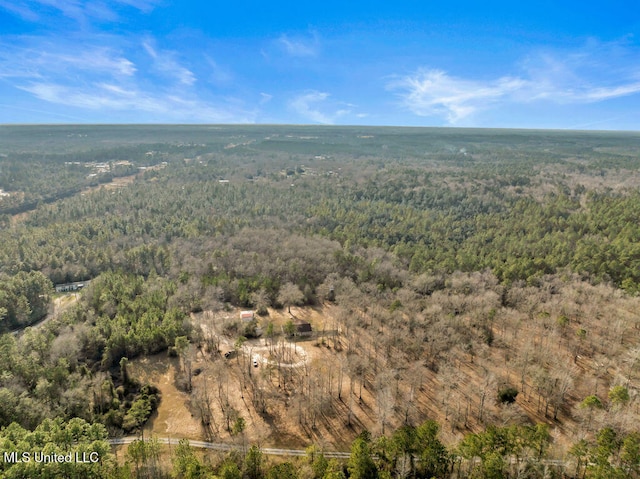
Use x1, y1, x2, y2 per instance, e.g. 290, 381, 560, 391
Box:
129, 355, 203, 439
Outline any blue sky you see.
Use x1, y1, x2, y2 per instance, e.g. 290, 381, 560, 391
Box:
0, 0, 639, 129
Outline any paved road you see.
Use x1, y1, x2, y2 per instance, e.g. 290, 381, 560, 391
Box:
108, 436, 351, 459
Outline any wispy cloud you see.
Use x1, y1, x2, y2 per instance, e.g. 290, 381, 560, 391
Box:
581, 83, 640, 101
18, 81, 255, 122
291, 91, 332, 123
277, 33, 319, 57
142, 39, 196, 86
0, 102, 91, 121
0, 1, 40, 21
389, 70, 526, 123
0, 0, 158, 24
0, 40, 135, 79
0, 34, 254, 123
260, 93, 273, 104
202, 55, 234, 86
49, 48, 136, 77
113, 0, 157, 13
290, 91, 352, 124
390, 40, 640, 124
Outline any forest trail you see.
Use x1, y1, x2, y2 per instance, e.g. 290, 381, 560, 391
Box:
109, 436, 351, 458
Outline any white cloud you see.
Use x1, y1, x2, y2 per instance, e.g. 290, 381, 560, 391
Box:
57, 49, 136, 76
18, 81, 255, 122
0, 35, 253, 123
390, 70, 527, 123
204, 56, 233, 85
277, 33, 319, 57
113, 0, 156, 13
581, 83, 640, 101
142, 39, 196, 86
20, 82, 155, 111
0, 0, 157, 23
0, 1, 40, 21
290, 91, 353, 124
0, 42, 135, 79
291, 91, 332, 123
260, 93, 273, 104
390, 41, 640, 124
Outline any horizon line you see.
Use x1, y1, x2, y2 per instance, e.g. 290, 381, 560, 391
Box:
1, 123, 639, 134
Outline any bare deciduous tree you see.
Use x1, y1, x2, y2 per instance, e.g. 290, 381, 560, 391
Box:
278, 282, 304, 314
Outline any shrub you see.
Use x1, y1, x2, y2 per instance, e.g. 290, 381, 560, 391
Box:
580, 395, 603, 409
498, 386, 518, 404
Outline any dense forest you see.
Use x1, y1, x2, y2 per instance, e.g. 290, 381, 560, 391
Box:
1, 125, 640, 478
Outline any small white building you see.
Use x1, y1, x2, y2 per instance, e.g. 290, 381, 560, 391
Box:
240, 310, 254, 322
55, 281, 89, 293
